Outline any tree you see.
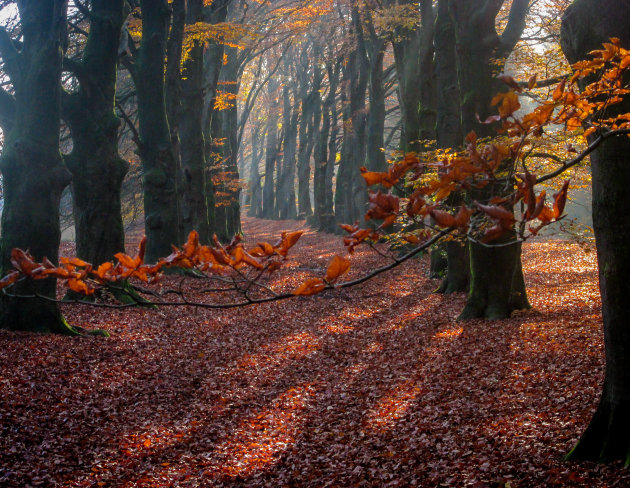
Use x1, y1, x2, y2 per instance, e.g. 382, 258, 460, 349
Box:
450, 0, 531, 319
62, 0, 128, 267
129, 0, 182, 263
561, 0, 630, 465
0, 0, 76, 333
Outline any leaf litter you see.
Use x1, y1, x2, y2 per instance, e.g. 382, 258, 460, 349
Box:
0, 217, 627, 487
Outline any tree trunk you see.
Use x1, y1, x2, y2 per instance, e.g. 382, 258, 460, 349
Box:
137, 0, 181, 262
180, 0, 210, 242
62, 0, 127, 266
432, 0, 465, 285
391, 0, 435, 153
561, 0, 630, 465
262, 77, 280, 219
278, 84, 298, 220
335, 8, 369, 226
0, 0, 76, 334
450, 0, 530, 318
247, 125, 263, 217
201, 0, 230, 237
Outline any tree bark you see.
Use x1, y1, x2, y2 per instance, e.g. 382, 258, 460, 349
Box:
262, 77, 280, 219
0, 0, 76, 334
180, 0, 211, 242
278, 83, 298, 220
136, 0, 181, 262
62, 0, 128, 266
561, 0, 630, 465
432, 0, 466, 287
450, 0, 530, 318
335, 8, 369, 226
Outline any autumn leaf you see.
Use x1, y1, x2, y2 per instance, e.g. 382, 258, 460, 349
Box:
553, 180, 570, 219
429, 209, 456, 228
553, 78, 567, 101
293, 278, 326, 296
0, 270, 19, 290
114, 253, 138, 270
67, 277, 93, 295
326, 256, 351, 282
137, 236, 147, 264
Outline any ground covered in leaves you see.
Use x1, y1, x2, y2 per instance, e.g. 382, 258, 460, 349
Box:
0, 217, 628, 487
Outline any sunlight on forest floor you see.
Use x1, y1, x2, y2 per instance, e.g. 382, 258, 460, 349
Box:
0, 217, 627, 487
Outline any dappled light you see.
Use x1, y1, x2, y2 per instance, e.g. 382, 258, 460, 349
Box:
1, 217, 626, 486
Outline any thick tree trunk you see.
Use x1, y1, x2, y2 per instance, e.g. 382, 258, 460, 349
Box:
366, 39, 387, 174
137, 0, 181, 262
561, 0, 630, 465
180, 0, 210, 242
391, 0, 435, 153
450, 0, 530, 318
218, 48, 241, 238
0, 0, 76, 334
432, 0, 466, 287
63, 0, 127, 266
296, 51, 320, 219
335, 8, 369, 226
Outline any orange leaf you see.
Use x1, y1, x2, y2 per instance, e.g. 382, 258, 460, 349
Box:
94, 262, 114, 280
183, 231, 199, 258
60, 257, 90, 268
114, 253, 137, 269
138, 236, 147, 264
528, 74, 538, 90
293, 278, 326, 296
360, 167, 388, 186
326, 256, 350, 282
476, 202, 516, 224
0, 271, 19, 290
553, 180, 570, 219
553, 78, 567, 101
68, 278, 93, 295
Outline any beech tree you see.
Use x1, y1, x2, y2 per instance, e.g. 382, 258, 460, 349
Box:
561, 0, 630, 465
0, 0, 75, 333
62, 0, 128, 266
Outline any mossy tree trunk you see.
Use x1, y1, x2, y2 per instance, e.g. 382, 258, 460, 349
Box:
62, 0, 127, 266
561, 0, 630, 465
0, 0, 76, 334
133, 0, 181, 262
450, 0, 530, 319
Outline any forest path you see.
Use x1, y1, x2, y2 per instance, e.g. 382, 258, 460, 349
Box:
1, 218, 626, 487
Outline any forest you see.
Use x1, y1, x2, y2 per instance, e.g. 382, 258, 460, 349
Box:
1, 0, 630, 486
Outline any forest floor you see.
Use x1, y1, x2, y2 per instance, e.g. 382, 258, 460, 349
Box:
0, 216, 628, 487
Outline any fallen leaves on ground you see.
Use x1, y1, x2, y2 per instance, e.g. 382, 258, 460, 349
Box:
0, 217, 626, 487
